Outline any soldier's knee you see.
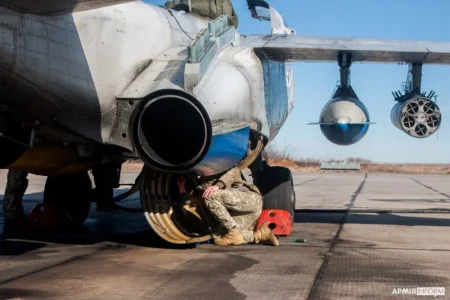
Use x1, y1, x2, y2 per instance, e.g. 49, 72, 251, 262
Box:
203, 194, 218, 207
203, 190, 227, 208
204, 197, 221, 213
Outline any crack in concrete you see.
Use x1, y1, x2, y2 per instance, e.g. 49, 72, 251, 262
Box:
306, 173, 368, 300
293, 176, 322, 187
411, 178, 450, 199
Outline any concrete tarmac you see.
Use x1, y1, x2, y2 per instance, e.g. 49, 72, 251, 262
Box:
0, 171, 450, 299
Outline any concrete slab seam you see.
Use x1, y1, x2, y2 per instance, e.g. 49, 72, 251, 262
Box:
305, 173, 368, 300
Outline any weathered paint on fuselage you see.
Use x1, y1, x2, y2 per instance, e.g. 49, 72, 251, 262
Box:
259, 59, 294, 140
0, 1, 295, 174
0, 2, 201, 142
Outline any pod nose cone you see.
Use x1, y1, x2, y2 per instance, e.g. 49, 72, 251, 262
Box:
333, 116, 351, 124
336, 122, 349, 132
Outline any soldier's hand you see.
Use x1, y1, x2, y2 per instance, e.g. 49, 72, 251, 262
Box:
202, 185, 219, 198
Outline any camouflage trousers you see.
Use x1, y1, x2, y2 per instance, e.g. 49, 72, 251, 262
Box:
3, 170, 28, 222
204, 188, 262, 243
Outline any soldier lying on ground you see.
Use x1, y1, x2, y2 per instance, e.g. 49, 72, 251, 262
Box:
177, 167, 279, 246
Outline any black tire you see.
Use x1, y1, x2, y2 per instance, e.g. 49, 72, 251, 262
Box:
43, 172, 92, 227
254, 166, 295, 221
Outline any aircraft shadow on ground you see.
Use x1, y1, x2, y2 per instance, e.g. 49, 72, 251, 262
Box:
0, 239, 47, 256
0, 188, 136, 202
0, 192, 43, 202
1, 189, 200, 253
0, 221, 198, 255
4, 210, 449, 256
3, 192, 450, 254
294, 212, 450, 227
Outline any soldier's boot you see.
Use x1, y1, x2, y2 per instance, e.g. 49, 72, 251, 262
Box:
213, 228, 246, 246
254, 222, 279, 246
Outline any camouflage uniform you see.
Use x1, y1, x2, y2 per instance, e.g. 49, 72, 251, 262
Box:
197, 167, 262, 243
3, 170, 28, 222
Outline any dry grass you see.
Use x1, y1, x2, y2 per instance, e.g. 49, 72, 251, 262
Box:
122, 145, 450, 174
361, 163, 450, 174
266, 160, 450, 174
265, 145, 450, 174
123, 159, 450, 174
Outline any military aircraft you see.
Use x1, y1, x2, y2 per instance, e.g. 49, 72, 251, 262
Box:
1, 0, 449, 244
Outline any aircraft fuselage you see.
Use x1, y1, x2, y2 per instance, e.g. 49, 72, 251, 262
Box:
0, 1, 294, 176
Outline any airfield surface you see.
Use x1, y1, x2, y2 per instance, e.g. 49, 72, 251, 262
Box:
0, 170, 449, 299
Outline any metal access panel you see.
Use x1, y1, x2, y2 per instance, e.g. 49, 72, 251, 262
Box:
320, 162, 361, 170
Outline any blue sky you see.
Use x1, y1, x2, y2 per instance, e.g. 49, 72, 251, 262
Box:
146, 0, 450, 163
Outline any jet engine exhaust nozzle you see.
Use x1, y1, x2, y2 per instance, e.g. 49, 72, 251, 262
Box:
130, 89, 212, 173
390, 96, 442, 138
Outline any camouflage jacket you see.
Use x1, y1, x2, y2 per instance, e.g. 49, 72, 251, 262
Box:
196, 167, 261, 195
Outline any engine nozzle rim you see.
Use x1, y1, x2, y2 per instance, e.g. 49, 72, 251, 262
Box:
129, 89, 212, 173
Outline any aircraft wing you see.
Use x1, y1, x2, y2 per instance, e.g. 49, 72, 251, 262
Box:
240, 34, 450, 64
0, 0, 136, 15
307, 122, 376, 125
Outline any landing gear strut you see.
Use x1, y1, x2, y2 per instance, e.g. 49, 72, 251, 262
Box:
92, 161, 122, 211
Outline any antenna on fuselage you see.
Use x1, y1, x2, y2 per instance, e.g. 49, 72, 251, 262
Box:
246, 0, 294, 34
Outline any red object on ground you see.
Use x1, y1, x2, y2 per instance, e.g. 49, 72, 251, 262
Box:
27, 204, 73, 230
256, 209, 292, 236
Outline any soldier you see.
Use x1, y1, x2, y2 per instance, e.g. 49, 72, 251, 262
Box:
177, 167, 279, 246
3, 170, 28, 232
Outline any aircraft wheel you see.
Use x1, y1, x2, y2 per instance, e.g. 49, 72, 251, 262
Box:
256, 165, 295, 224
43, 172, 92, 227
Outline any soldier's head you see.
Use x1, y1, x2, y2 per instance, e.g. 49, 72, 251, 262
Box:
176, 175, 196, 193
